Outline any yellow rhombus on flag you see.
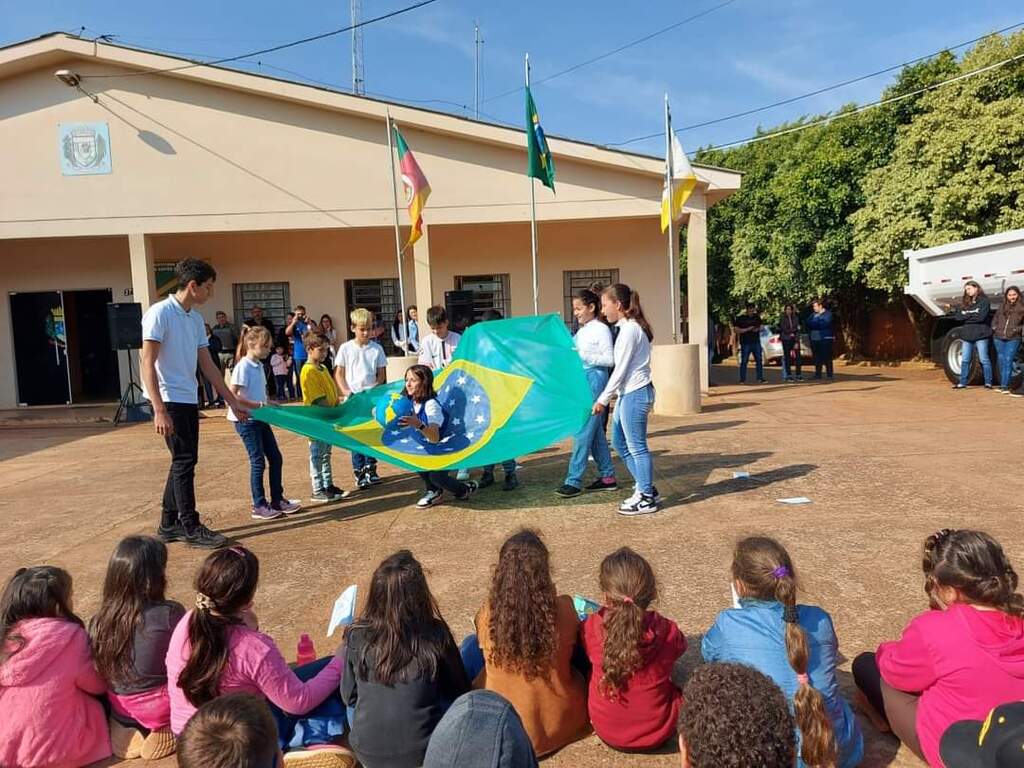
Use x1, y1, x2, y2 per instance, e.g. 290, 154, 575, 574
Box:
661, 132, 698, 232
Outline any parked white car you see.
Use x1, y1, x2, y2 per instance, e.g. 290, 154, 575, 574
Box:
736, 325, 814, 365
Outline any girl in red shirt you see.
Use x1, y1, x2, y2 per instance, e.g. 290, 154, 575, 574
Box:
581, 547, 686, 750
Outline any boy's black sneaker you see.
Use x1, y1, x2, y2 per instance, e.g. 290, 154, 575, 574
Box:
157, 521, 186, 543
184, 523, 229, 549
325, 485, 348, 501
584, 478, 618, 492
356, 470, 372, 490
458, 480, 479, 501
556, 484, 582, 498
367, 467, 383, 484
502, 472, 519, 491
478, 471, 496, 489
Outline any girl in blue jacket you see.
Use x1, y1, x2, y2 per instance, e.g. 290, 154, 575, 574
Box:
702, 537, 863, 768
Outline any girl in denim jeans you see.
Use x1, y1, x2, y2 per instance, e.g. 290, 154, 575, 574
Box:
592, 284, 658, 516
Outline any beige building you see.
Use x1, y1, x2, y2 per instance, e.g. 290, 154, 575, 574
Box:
0, 33, 740, 409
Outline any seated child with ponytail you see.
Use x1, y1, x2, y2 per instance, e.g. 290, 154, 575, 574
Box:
581, 547, 686, 751
166, 547, 351, 766
702, 536, 863, 768
852, 529, 1024, 768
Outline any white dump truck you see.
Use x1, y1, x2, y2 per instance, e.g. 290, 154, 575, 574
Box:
904, 229, 1024, 386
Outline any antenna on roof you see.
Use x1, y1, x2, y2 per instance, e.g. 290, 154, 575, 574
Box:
351, 0, 365, 95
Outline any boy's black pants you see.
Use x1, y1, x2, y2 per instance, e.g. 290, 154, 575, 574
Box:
161, 403, 201, 529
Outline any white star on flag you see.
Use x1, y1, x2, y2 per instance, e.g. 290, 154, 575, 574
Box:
400, 438, 411, 444
452, 418, 461, 426
457, 376, 467, 386
471, 395, 482, 404
466, 431, 475, 439
389, 430, 401, 436
475, 415, 485, 424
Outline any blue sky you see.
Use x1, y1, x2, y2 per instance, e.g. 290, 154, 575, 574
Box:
2, 0, 1020, 156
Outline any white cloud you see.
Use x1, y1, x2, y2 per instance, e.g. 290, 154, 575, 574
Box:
732, 59, 820, 95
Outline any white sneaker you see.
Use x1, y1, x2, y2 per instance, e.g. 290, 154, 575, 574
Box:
618, 494, 661, 516
416, 489, 444, 508
455, 469, 471, 481
621, 488, 642, 508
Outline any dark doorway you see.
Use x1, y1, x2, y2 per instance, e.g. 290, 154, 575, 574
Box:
10, 291, 72, 406
64, 290, 120, 402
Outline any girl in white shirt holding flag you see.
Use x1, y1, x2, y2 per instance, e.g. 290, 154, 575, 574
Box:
556, 288, 618, 498
592, 283, 659, 516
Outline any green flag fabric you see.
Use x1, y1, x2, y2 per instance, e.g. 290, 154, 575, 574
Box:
253, 315, 590, 472
526, 86, 556, 191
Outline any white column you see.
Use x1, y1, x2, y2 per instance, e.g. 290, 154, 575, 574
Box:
685, 194, 710, 393
128, 233, 157, 311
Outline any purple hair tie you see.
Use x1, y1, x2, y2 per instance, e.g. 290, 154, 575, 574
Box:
771, 565, 790, 579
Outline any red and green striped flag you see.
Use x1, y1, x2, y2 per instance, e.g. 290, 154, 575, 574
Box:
394, 124, 431, 249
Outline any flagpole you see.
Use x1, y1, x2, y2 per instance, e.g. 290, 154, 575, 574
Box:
527, 53, 540, 316
385, 108, 410, 353
665, 93, 679, 344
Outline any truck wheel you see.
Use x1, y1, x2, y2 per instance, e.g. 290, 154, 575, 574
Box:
940, 329, 981, 385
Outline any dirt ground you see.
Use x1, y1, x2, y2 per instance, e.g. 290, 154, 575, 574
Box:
2, 362, 1020, 768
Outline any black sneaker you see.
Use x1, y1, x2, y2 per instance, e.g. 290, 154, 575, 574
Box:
325, 484, 348, 501
367, 467, 383, 484
584, 478, 618, 492
184, 523, 229, 549
478, 471, 496, 489
157, 521, 186, 543
556, 484, 582, 498
356, 470, 372, 490
458, 480, 479, 501
502, 472, 519, 491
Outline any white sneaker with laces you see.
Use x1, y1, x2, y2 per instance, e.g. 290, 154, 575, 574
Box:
618, 494, 661, 516
417, 489, 445, 508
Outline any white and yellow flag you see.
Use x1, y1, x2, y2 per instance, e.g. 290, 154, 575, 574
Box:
660, 131, 697, 232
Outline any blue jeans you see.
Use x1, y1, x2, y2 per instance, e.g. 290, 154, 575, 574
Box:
740, 341, 764, 382
993, 338, 1021, 389
309, 440, 333, 493
781, 339, 802, 379
419, 471, 472, 498
611, 384, 654, 495
351, 453, 377, 476
484, 460, 517, 476
460, 634, 485, 683
959, 339, 993, 386
565, 367, 615, 489
275, 374, 294, 400
811, 339, 834, 379
268, 657, 346, 750
234, 421, 283, 506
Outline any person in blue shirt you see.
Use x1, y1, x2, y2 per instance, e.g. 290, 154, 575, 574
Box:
806, 299, 835, 381
702, 536, 863, 768
284, 305, 312, 401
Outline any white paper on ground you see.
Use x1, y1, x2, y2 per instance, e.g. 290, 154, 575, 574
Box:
327, 584, 358, 637
730, 583, 742, 609
732, 471, 751, 479
777, 497, 812, 504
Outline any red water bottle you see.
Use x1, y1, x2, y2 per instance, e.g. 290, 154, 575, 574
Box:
296, 633, 316, 666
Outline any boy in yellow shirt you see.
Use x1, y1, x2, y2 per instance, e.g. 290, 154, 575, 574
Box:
300, 331, 345, 502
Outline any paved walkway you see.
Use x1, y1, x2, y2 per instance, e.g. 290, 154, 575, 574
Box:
2, 362, 1019, 767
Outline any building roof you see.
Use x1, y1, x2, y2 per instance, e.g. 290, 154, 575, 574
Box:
0, 32, 741, 200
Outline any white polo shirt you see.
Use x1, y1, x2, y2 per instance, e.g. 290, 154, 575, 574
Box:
141, 295, 208, 405
335, 339, 387, 394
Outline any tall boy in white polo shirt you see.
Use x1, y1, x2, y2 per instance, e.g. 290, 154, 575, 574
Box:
140, 258, 248, 549
334, 308, 387, 489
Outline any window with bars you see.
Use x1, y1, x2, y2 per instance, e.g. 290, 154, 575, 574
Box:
232, 282, 292, 333
344, 278, 401, 355
562, 269, 620, 332
454, 274, 512, 321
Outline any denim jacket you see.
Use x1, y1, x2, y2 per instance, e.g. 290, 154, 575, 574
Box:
702, 599, 863, 768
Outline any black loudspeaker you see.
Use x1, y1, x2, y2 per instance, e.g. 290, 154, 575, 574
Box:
444, 290, 475, 333
107, 302, 143, 350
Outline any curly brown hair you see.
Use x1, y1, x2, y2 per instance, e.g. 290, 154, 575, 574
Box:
733, 536, 836, 768
679, 662, 796, 768
597, 547, 657, 699
487, 529, 558, 681
923, 529, 1024, 616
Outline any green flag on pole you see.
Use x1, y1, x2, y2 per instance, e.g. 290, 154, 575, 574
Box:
526, 86, 555, 191
253, 315, 590, 472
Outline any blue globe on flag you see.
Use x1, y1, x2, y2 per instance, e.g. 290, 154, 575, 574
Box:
374, 391, 414, 429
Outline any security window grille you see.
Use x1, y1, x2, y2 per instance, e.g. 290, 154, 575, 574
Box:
562, 269, 619, 332
344, 278, 400, 354
232, 282, 291, 334
454, 274, 511, 321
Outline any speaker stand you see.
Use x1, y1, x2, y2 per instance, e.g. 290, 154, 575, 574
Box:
115, 349, 152, 425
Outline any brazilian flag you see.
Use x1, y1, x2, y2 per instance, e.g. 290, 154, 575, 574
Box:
526, 86, 555, 192
253, 315, 592, 472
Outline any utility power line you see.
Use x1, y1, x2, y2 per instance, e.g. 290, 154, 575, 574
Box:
605, 20, 1024, 148
81, 0, 440, 79
483, 0, 740, 102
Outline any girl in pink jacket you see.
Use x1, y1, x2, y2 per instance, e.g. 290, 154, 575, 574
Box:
852, 529, 1024, 767
166, 546, 347, 758
0, 566, 111, 768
